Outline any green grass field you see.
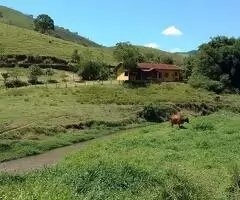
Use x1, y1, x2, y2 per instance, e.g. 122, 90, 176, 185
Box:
1, 111, 240, 199
0, 82, 240, 162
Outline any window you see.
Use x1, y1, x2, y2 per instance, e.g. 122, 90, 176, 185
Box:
165, 72, 169, 78
124, 72, 128, 76
175, 72, 178, 76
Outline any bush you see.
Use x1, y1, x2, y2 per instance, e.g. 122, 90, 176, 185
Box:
28, 65, 43, 84
123, 80, 150, 88
139, 104, 177, 123
79, 61, 110, 81
47, 79, 58, 83
188, 73, 224, 93
4, 80, 29, 88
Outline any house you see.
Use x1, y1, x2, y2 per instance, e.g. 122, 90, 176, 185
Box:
116, 63, 183, 82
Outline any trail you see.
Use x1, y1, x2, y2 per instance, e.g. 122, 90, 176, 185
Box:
0, 133, 117, 173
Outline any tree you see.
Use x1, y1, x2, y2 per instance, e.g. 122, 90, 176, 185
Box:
161, 55, 174, 64
34, 14, 54, 34
0, 12, 3, 18
183, 56, 196, 79
114, 42, 144, 69
71, 49, 81, 63
45, 68, 55, 81
28, 65, 43, 84
1, 72, 9, 83
78, 61, 109, 81
10, 66, 23, 81
187, 36, 240, 90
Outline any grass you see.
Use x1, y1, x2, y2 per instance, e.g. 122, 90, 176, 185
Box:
1, 111, 240, 199
0, 5, 101, 47
0, 22, 183, 65
0, 22, 115, 64
0, 82, 240, 162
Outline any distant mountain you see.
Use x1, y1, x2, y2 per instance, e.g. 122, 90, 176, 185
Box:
0, 5, 101, 47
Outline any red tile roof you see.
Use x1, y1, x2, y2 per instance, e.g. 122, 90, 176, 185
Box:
137, 63, 182, 70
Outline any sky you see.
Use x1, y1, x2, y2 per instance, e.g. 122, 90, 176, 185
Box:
1, 0, 240, 52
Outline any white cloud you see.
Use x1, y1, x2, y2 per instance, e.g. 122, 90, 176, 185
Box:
144, 43, 160, 49
162, 26, 183, 36
170, 48, 181, 53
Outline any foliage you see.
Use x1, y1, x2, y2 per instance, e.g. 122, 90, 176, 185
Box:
183, 55, 196, 79
34, 14, 54, 34
9, 66, 22, 80
79, 61, 110, 81
161, 55, 174, 64
188, 72, 224, 93
45, 68, 55, 77
1, 72, 9, 83
71, 49, 81, 63
28, 65, 43, 84
188, 36, 240, 90
139, 104, 177, 122
4, 79, 29, 88
114, 42, 144, 69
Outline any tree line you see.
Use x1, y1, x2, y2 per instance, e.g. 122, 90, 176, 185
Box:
183, 36, 240, 93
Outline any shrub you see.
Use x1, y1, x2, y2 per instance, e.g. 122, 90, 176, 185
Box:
193, 121, 215, 131
1, 72, 10, 83
123, 80, 150, 88
4, 80, 29, 88
188, 73, 224, 93
28, 65, 43, 84
139, 104, 177, 123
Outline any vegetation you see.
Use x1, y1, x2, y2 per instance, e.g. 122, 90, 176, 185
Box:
34, 14, 55, 34
185, 36, 240, 92
0, 81, 239, 162
1, 111, 240, 199
28, 65, 44, 84
79, 61, 110, 81
0, 5, 101, 47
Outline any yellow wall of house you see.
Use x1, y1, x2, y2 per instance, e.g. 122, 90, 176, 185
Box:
117, 72, 129, 81
162, 71, 180, 82
116, 67, 129, 81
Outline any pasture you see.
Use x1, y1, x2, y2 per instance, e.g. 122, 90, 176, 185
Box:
0, 82, 240, 162
0, 111, 240, 199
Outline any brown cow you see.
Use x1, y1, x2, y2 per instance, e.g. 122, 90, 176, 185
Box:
170, 112, 189, 128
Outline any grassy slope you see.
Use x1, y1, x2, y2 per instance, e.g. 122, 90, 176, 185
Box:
0, 22, 184, 65
1, 111, 240, 199
0, 22, 115, 63
0, 6, 184, 65
0, 5, 101, 47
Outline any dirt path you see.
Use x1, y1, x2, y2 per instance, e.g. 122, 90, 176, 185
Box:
0, 134, 117, 173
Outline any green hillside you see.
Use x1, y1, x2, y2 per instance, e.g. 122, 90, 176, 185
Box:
0, 22, 115, 64
0, 5, 101, 47
0, 22, 184, 65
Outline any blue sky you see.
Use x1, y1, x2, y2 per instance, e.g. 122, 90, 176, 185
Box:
1, 0, 240, 52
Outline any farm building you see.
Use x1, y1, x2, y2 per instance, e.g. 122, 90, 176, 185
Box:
116, 63, 183, 82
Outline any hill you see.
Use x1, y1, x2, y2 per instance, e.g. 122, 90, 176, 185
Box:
0, 22, 184, 65
0, 22, 115, 64
177, 50, 198, 56
0, 5, 101, 47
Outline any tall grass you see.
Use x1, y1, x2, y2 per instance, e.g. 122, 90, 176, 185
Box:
1, 111, 240, 199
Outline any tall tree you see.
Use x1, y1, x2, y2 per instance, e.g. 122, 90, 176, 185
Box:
34, 14, 55, 34
113, 42, 144, 69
